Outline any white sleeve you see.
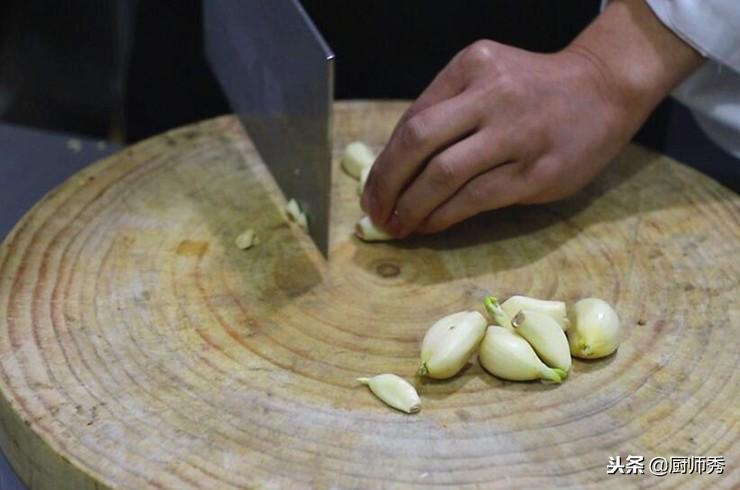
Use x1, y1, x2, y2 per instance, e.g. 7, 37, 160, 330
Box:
644, 0, 740, 72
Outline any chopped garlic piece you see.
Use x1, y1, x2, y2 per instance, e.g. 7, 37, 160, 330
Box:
285, 198, 308, 231
235, 229, 256, 250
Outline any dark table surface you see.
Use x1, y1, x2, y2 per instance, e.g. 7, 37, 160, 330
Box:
0, 101, 737, 489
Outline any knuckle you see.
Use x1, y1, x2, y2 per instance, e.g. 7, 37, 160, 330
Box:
462, 180, 491, 206
426, 156, 458, 192
462, 40, 496, 67
494, 72, 522, 100
398, 116, 428, 150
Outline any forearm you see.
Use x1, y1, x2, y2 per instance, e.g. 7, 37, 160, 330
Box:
565, 0, 704, 124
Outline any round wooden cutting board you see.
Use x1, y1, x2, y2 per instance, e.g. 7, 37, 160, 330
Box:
0, 101, 738, 489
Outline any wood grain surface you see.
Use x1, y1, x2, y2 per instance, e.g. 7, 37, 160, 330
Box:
0, 101, 738, 489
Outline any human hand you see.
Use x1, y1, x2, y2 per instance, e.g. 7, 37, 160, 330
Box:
361, 0, 702, 237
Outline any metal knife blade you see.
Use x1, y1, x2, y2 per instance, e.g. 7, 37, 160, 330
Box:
204, 0, 334, 257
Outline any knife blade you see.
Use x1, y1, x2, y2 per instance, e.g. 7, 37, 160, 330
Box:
204, 0, 334, 257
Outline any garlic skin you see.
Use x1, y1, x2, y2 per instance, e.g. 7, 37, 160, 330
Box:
512, 310, 571, 373
341, 141, 375, 179
419, 311, 486, 379
355, 215, 393, 242
357, 374, 420, 414
285, 198, 309, 231
567, 298, 621, 359
502, 295, 569, 331
479, 326, 566, 383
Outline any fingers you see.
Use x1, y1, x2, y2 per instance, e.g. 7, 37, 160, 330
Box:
417, 163, 527, 234
385, 129, 513, 237
362, 92, 481, 226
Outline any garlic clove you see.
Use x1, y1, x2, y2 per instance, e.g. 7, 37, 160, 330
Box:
358, 165, 372, 195
342, 141, 376, 179
420, 311, 472, 360
355, 215, 393, 242
357, 374, 421, 414
479, 326, 565, 383
502, 295, 569, 331
285, 198, 309, 231
567, 298, 621, 359
483, 296, 514, 331
512, 309, 572, 373
418, 311, 486, 379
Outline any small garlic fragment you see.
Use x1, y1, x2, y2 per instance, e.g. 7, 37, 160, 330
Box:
567, 298, 621, 359
479, 326, 566, 383
341, 141, 376, 179
285, 198, 308, 231
357, 374, 420, 414
234, 229, 256, 250
512, 309, 571, 373
355, 215, 392, 242
502, 295, 569, 331
418, 310, 486, 379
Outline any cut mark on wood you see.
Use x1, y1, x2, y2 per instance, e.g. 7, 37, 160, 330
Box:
175, 240, 209, 257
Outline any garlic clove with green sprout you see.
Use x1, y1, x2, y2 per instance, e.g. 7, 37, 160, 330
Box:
357, 374, 420, 414
478, 326, 566, 383
502, 295, 569, 331
512, 309, 571, 373
483, 297, 514, 331
567, 298, 621, 359
418, 311, 487, 379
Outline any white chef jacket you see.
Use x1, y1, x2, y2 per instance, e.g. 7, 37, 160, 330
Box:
603, 0, 740, 158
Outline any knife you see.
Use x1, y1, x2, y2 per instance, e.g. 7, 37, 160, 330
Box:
204, 0, 335, 257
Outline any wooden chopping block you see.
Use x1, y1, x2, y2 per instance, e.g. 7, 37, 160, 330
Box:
0, 101, 737, 489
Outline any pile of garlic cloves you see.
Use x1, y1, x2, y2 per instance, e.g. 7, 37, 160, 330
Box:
358, 295, 621, 414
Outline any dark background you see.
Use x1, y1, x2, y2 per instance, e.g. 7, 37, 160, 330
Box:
0, 0, 737, 191
0, 0, 599, 142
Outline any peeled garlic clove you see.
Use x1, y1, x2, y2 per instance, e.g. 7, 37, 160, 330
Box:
479, 326, 566, 383
355, 215, 392, 242
502, 295, 569, 331
567, 298, 621, 359
285, 198, 309, 231
419, 311, 486, 379
358, 165, 372, 195
483, 296, 514, 331
342, 141, 375, 179
512, 310, 571, 373
357, 374, 420, 414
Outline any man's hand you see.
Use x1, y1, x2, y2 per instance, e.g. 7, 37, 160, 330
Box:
361, 0, 703, 237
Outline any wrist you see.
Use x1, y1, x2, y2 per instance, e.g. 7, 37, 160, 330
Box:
563, 0, 703, 124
